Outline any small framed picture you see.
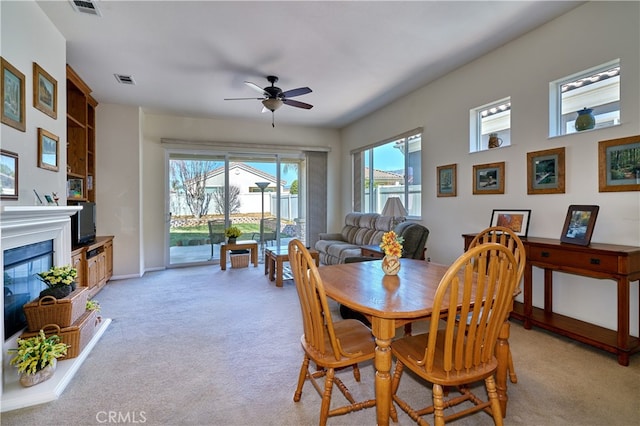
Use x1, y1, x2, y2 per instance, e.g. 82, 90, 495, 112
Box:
37, 128, 59, 172
473, 161, 505, 195
527, 147, 565, 194
560, 205, 599, 246
598, 135, 640, 192
490, 209, 531, 237
1, 57, 26, 132
0, 149, 19, 200
436, 163, 457, 197
68, 178, 84, 199
33, 62, 57, 119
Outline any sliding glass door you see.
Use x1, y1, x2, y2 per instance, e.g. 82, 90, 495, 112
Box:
167, 152, 306, 267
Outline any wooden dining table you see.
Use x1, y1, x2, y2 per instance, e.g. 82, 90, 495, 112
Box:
317, 258, 512, 426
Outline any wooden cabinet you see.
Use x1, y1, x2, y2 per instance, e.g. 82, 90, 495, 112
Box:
66, 65, 97, 202
463, 233, 640, 366
72, 236, 114, 298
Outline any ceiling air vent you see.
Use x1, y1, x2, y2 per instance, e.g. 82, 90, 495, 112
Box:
114, 74, 136, 85
69, 0, 102, 17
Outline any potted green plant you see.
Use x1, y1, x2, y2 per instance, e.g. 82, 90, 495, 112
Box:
8, 330, 69, 387
36, 265, 78, 299
225, 226, 242, 244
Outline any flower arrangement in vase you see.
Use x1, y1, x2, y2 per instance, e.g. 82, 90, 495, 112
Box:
36, 265, 78, 299
379, 231, 404, 275
8, 330, 69, 387
225, 226, 242, 244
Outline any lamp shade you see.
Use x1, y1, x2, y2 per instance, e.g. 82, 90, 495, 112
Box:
262, 98, 283, 112
255, 182, 270, 190
381, 197, 407, 217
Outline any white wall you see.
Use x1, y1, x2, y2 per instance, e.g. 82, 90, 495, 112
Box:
95, 104, 143, 279
341, 1, 640, 334
0, 1, 66, 204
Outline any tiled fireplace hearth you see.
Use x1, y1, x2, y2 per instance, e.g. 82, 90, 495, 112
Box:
1, 206, 111, 412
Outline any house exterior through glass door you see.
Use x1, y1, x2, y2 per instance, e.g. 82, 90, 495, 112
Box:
167, 152, 305, 267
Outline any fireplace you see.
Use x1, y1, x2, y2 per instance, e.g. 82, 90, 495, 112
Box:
1, 206, 110, 412
3, 240, 54, 339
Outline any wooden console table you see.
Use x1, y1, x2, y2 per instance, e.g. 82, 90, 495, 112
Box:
463, 234, 640, 366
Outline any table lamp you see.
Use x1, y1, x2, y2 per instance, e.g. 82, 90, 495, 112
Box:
382, 197, 407, 226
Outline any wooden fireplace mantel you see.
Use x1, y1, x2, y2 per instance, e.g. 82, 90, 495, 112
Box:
463, 234, 640, 366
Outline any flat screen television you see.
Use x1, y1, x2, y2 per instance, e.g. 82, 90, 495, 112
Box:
71, 201, 96, 246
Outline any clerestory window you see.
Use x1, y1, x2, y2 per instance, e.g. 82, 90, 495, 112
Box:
549, 59, 620, 137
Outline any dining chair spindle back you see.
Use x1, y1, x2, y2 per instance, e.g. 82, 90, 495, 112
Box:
468, 225, 526, 383
288, 239, 379, 425
391, 243, 518, 426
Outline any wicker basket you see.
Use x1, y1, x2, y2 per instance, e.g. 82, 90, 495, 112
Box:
230, 253, 250, 268
23, 287, 89, 332
19, 310, 99, 359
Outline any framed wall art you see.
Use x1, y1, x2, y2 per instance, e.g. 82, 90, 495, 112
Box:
33, 62, 57, 119
598, 135, 640, 192
68, 178, 83, 199
436, 163, 457, 197
490, 209, 531, 237
37, 128, 59, 172
560, 204, 599, 246
0, 149, 19, 199
473, 161, 505, 195
1, 57, 26, 132
527, 147, 565, 194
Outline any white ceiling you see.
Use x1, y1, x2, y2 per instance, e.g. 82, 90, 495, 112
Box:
37, 0, 582, 129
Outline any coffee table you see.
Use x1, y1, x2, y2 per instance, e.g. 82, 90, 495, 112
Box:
265, 245, 319, 287
220, 240, 258, 270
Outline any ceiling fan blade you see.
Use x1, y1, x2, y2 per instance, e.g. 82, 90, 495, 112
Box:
224, 97, 265, 101
281, 87, 312, 98
244, 81, 268, 95
283, 99, 313, 109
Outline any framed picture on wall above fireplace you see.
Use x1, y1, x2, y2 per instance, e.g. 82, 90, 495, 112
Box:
1, 149, 19, 199
37, 128, 59, 172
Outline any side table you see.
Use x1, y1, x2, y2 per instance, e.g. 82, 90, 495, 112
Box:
220, 240, 258, 270
265, 246, 320, 287
360, 244, 384, 259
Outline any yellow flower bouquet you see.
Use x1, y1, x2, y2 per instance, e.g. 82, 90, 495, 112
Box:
379, 231, 404, 257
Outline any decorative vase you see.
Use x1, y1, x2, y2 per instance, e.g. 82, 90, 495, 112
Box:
575, 108, 595, 131
19, 359, 57, 387
228, 237, 237, 244
381, 255, 401, 276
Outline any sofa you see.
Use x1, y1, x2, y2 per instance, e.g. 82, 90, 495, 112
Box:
315, 213, 395, 265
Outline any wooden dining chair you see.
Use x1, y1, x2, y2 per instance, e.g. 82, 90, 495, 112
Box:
391, 243, 518, 426
288, 239, 379, 425
467, 226, 526, 383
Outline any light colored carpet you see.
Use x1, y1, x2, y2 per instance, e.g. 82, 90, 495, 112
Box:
2, 264, 639, 426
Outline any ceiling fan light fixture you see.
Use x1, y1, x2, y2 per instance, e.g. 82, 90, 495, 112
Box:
262, 98, 283, 112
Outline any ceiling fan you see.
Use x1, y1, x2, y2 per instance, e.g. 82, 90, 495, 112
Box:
224, 76, 313, 127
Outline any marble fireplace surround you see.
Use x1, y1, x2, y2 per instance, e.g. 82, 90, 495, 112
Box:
1, 206, 110, 412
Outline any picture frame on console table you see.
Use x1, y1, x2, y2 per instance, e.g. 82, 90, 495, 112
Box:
490, 209, 531, 237
598, 134, 640, 192
560, 205, 599, 246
